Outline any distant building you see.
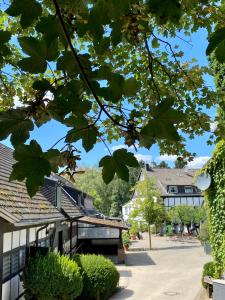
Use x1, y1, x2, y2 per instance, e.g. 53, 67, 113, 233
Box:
122, 164, 204, 221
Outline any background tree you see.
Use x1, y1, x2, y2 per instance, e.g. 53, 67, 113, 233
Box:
130, 173, 165, 249
174, 158, 187, 169
158, 161, 170, 168
73, 166, 141, 216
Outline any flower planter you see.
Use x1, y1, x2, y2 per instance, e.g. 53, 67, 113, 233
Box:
130, 234, 136, 240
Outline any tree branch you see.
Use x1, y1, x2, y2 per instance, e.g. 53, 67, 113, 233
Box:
52, 0, 128, 130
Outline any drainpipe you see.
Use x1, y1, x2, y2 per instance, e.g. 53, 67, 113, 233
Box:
36, 225, 48, 247
69, 221, 73, 258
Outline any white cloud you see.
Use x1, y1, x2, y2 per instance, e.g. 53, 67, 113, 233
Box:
210, 121, 218, 133
13, 96, 23, 108
156, 154, 177, 162
135, 154, 152, 162
186, 156, 210, 169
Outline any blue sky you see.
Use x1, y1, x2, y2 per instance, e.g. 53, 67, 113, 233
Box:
2, 28, 216, 169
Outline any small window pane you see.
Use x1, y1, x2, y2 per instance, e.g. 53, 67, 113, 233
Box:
2, 281, 10, 300
11, 251, 19, 275
3, 254, 11, 280
20, 230, 26, 246
19, 248, 26, 269
168, 186, 178, 193
12, 231, 20, 249
29, 228, 36, 242
11, 275, 19, 300
3, 233, 12, 253
175, 198, 181, 206
180, 197, 187, 205
184, 186, 193, 193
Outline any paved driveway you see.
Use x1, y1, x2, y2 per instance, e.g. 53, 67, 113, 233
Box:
111, 235, 209, 300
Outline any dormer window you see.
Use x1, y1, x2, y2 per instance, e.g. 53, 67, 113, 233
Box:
168, 186, 178, 193
184, 186, 193, 193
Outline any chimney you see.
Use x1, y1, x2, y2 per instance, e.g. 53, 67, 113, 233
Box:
56, 183, 62, 210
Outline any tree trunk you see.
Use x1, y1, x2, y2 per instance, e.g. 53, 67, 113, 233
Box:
148, 224, 152, 250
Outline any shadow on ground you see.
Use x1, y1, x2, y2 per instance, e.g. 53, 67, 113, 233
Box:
152, 244, 201, 251
125, 252, 156, 266
111, 288, 134, 299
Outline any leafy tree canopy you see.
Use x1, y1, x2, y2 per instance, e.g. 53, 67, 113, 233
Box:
0, 0, 223, 196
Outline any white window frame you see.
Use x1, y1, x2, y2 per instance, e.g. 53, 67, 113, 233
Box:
184, 186, 193, 194
168, 186, 178, 193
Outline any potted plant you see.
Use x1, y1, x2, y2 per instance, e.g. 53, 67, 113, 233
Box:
122, 232, 131, 251
129, 222, 139, 240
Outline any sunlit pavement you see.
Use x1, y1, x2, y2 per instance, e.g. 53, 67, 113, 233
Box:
110, 234, 209, 300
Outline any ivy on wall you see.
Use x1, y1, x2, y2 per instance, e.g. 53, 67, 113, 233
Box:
204, 140, 225, 276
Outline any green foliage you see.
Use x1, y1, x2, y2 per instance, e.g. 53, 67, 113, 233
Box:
73, 254, 119, 300
122, 232, 131, 247
9, 140, 60, 197
99, 149, 139, 183
73, 165, 140, 216
22, 253, 83, 300
198, 221, 209, 243
202, 262, 217, 289
169, 205, 205, 225
131, 173, 166, 226
0, 0, 222, 195
204, 140, 225, 276
129, 220, 139, 236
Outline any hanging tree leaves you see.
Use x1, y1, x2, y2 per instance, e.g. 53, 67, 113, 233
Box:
0, 0, 222, 196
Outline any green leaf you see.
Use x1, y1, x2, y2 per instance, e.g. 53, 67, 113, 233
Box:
10, 141, 51, 197
148, 0, 182, 24
206, 28, 225, 56
113, 149, 139, 167
18, 57, 47, 74
152, 37, 160, 48
0, 31, 11, 44
66, 126, 98, 152
18, 37, 47, 58
0, 109, 34, 146
99, 149, 139, 184
99, 156, 116, 184
123, 78, 141, 96
6, 0, 42, 28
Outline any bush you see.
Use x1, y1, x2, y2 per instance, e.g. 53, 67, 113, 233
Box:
122, 232, 131, 247
198, 222, 209, 242
202, 262, 217, 289
74, 254, 120, 300
22, 252, 83, 300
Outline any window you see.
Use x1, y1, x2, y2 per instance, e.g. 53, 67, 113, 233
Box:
184, 186, 193, 193
168, 186, 178, 193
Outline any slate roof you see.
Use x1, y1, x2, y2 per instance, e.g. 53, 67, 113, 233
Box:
144, 168, 202, 197
0, 144, 64, 226
40, 178, 83, 219
78, 216, 128, 230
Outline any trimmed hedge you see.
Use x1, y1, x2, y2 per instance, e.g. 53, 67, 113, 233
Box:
74, 254, 120, 300
22, 252, 83, 300
202, 262, 217, 289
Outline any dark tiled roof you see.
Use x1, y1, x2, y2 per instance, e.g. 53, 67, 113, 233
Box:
78, 216, 128, 229
40, 178, 83, 219
144, 168, 202, 197
0, 144, 64, 225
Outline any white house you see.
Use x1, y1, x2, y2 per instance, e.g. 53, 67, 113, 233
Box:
122, 164, 204, 221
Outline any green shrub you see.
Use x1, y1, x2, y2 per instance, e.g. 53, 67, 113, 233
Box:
122, 232, 131, 247
198, 221, 209, 242
74, 254, 120, 300
22, 252, 83, 300
202, 262, 217, 289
